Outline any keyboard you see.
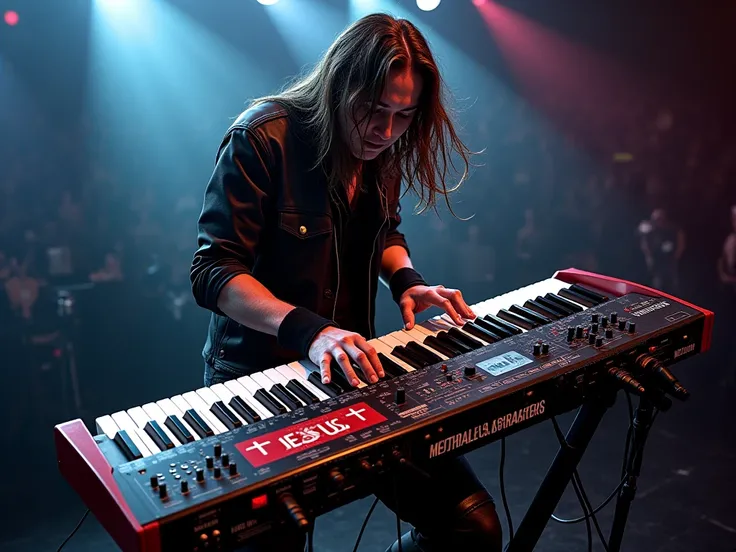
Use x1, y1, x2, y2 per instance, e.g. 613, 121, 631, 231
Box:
54, 268, 713, 552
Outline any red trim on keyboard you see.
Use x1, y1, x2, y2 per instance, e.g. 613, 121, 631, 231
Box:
54, 420, 160, 552
553, 268, 714, 352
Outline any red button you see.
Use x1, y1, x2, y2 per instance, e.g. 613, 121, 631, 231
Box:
252, 494, 268, 509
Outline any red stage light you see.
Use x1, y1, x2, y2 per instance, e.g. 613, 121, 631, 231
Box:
4, 10, 19, 26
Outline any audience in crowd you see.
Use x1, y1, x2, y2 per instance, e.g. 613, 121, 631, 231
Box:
1, 88, 734, 433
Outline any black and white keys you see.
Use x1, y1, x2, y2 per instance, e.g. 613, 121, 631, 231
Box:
95, 277, 608, 461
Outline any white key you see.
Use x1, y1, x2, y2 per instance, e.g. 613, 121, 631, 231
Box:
96, 415, 120, 439
141, 402, 185, 446
368, 338, 415, 373
251, 372, 278, 393
182, 391, 228, 434
157, 398, 201, 441
222, 379, 274, 420
376, 333, 407, 350
263, 367, 291, 386
111, 410, 156, 457
276, 364, 330, 401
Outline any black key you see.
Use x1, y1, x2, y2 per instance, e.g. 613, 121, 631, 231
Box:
391, 346, 427, 369
328, 362, 357, 390
524, 299, 563, 320
435, 331, 472, 354
350, 364, 370, 385
210, 400, 243, 430
184, 409, 215, 438
254, 389, 288, 415
536, 295, 574, 316
252, 390, 281, 415
483, 313, 524, 335
164, 415, 195, 444
423, 335, 459, 357
474, 316, 514, 338
144, 420, 175, 451
465, 320, 503, 341
307, 371, 342, 397
286, 379, 321, 404
498, 309, 537, 330
406, 341, 443, 364
113, 430, 143, 461
447, 327, 484, 349
229, 396, 261, 423
510, 304, 552, 325
557, 287, 597, 308
570, 283, 609, 304
545, 292, 584, 313
271, 383, 304, 411
377, 352, 409, 377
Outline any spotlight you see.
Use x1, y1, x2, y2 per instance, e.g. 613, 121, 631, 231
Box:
416, 0, 441, 11
472, 0, 487, 5
4, 10, 19, 26
256, 0, 280, 5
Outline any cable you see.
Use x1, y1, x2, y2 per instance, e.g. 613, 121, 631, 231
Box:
394, 473, 403, 552
549, 418, 610, 552
352, 497, 380, 552
572, 470, 610, 552
569, 470, 593, 552
552, 477, 625, 524
499, 437, 514, 541
622, 392, 634, 479
56, 508, 90, 551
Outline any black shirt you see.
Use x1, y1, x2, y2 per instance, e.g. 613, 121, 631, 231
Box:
325, 178, 376, 335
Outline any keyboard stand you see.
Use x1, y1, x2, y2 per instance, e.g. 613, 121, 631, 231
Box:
506, 390, 616, 552
608, 396, 656, 552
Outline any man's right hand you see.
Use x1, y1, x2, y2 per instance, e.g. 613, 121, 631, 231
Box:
308, 327, 384, 387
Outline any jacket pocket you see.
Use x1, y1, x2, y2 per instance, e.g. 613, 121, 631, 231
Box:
278, 211, 332, 239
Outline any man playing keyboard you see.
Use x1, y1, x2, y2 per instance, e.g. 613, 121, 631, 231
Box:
190, 13, 502, 552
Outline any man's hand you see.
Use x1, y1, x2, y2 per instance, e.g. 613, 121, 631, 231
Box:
399, 285, 475, 330
308, 327, 384, 387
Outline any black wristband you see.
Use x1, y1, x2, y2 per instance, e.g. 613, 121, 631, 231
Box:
389, 267, 428, 303
277, 307, 336, 358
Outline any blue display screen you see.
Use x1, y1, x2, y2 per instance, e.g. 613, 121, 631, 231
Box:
476, 351, 533, 376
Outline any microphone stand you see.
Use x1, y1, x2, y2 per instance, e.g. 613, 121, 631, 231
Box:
608, 395, 656, 552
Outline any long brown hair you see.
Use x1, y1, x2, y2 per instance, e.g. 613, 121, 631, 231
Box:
253, 13, 475, 214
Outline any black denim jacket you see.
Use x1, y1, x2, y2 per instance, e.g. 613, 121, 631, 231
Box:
190, 101, 410, 376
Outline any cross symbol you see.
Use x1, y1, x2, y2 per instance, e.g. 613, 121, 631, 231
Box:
345, 407, 366, 421
245, 440, 271, 456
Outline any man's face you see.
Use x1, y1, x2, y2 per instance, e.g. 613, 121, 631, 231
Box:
340, 64, 423, 160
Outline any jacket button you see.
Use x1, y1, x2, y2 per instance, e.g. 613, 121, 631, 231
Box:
218, 349, 225, 358
323, 289, 333, 299
299, 225, 307, 235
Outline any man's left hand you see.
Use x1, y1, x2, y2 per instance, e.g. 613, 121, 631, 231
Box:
398, 285, 475, 330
